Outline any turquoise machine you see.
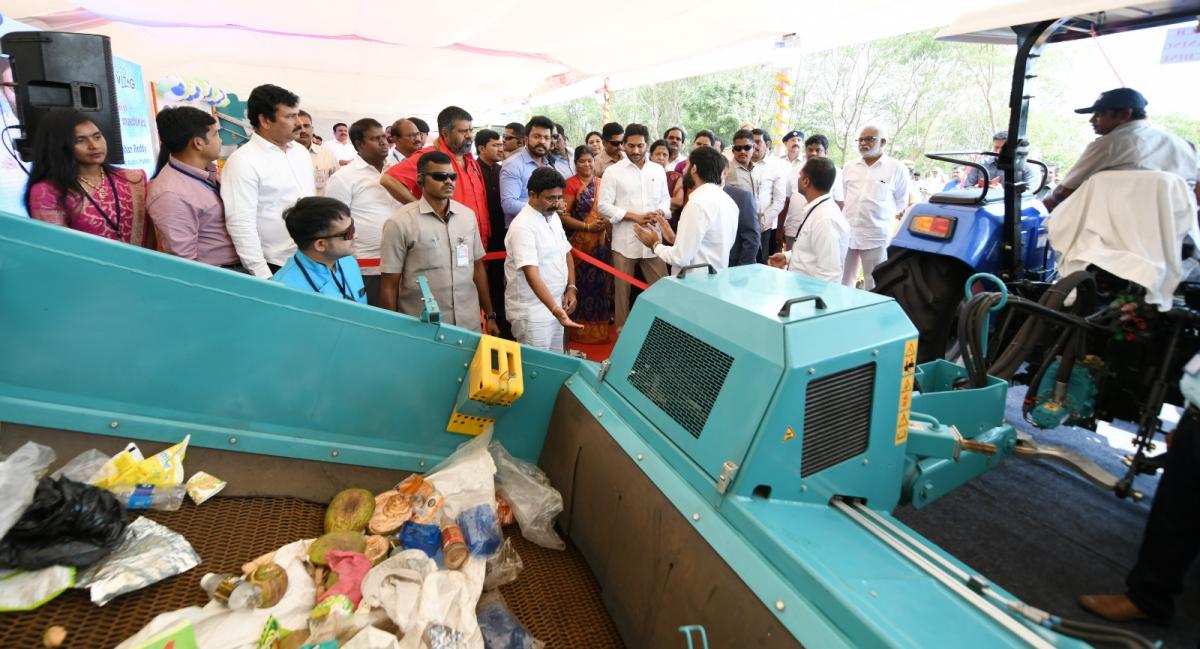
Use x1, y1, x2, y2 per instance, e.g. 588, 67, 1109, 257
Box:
0, 214, 1089, 648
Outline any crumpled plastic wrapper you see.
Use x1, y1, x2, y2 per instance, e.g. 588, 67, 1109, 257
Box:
75, 516, 200, 605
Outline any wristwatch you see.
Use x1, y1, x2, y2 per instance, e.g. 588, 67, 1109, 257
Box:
485, 312, 497, 321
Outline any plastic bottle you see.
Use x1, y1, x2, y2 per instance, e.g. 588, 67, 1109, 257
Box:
108, 484, 187, 511
440, 516, 469, 570
200, 572, 264, 610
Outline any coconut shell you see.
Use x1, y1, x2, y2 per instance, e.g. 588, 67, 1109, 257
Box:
308, 530, 367, 566
364, 535, 391, 565
248, 561, 289, 608
368, 490, 412, 534
324, 488, 375, 533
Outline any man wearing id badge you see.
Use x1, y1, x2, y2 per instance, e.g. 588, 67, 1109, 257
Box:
272, 197, 367, 303
1080, 352, 1200, 627
378, 151, 500, 334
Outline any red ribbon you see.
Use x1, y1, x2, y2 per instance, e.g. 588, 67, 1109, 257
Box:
481, 249, 648, 290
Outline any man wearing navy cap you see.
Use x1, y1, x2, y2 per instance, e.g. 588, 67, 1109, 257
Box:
965, 130, 1038, 189
1044, 88, 1198, 211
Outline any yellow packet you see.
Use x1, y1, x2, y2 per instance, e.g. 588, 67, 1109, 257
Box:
185, 471, 226, 505
101, 436, 190, 487
92, 442, 144, 488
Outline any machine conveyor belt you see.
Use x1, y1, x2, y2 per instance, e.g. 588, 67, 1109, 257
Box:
0, 496, 625, 649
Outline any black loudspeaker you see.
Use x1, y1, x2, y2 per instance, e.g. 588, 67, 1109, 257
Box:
1, 31, 123, 163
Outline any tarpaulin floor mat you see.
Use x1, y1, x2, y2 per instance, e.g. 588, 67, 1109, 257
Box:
0, 496, 622, 648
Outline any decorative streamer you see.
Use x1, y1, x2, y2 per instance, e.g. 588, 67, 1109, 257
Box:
772, 69, 793, 144
601, 77, 612, 124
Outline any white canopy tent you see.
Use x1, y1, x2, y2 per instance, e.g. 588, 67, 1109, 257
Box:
2, 0, 1018, 125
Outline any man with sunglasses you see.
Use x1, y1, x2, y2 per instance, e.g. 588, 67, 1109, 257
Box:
273, 196, 367, 303
381, 106, 491, 248
549, 123, 575, 179
502, 123, 525, 159
499, 115, 556, 226
841, 124, 908, 290
379, 151, 499, 335
727, 129, 785, 264
594, 122, 625, 178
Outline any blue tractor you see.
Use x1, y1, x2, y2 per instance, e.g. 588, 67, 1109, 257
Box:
872, 2, 1200, 500
873, 152, 1052, 364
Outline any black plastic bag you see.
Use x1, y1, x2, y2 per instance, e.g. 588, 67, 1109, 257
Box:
0, 477, 127, 570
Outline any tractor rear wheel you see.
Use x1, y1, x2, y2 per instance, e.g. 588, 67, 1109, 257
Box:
872, 250, 972, 364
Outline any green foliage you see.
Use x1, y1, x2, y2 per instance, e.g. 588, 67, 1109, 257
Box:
533, 29, 1195, 175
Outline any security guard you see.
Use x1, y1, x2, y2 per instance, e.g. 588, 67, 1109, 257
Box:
272, 196, 368, 304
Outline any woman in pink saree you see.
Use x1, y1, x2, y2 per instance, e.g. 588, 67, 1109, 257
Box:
24, 109, 152, 247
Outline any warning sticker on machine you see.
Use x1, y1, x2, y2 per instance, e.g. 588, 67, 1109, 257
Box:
902, 339, 918, 376
896, 339, 918, 445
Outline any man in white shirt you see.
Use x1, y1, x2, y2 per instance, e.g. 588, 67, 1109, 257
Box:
297, 110, 338, 196
221, 83, 316, 279
324, 122, 356, 166
751, 128, 789, 259
781, 134, 846, 248
1044, 87, 1198, 211
769, 157, 850, 283
634, 147, 739, 274
505, 167, 581, 351
840, 124, 908, 290
324, 118, 399, 306
597, 123, 670, 331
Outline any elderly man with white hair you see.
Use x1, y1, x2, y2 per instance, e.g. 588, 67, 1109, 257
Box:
840, 124, 908, 290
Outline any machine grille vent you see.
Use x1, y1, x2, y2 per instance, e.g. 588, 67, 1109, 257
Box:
801, 363, 875, 478
628, 317, 733, 439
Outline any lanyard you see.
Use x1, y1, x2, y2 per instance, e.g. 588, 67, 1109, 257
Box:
81, 171, 123, 236
795, 196, 832, 239
294, 255, 355, 301
168, 161, 221, 198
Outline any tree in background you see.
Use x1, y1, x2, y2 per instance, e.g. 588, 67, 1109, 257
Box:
535, 28, 1199, 179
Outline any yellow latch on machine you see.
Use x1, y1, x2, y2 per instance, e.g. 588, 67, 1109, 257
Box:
447, 336, 524, 435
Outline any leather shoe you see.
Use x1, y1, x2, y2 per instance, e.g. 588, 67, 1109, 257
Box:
1079, 593, 1151, 622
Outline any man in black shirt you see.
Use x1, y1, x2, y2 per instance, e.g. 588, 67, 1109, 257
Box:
476, 129, 512, 339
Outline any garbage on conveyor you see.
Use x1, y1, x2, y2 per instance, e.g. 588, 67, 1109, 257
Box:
3, 433, 559, 649
0, 476, 127, 570
75, 516, 201, 606
185, 471, 227, 505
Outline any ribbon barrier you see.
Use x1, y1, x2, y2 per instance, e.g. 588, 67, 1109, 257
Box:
360, 248, 649, 290
482, 249, 649, 291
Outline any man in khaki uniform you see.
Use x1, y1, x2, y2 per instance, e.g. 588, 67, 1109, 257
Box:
379, 150, 500, 335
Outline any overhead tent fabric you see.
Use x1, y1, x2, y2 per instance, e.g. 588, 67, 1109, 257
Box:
5, 0, 1011, 123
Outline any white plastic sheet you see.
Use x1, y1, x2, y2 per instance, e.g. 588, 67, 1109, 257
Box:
0, 442, 56, 540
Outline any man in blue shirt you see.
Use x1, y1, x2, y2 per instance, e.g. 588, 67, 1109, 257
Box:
272, 196, 368, 303
499, 115, 555, 226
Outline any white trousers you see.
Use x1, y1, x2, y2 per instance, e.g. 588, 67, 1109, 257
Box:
512, 318, 565, 353
842, 246, 888, 290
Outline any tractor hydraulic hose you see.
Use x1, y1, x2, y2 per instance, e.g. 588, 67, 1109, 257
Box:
989, 272, 1096, 379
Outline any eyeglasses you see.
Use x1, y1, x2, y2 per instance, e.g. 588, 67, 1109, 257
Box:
606, 139, 622, 147
856, 136, 880, 143
425, 171, 457, 182
503, 135, 521, 142
313, 220, 355, 242
731, 145, 753, 152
